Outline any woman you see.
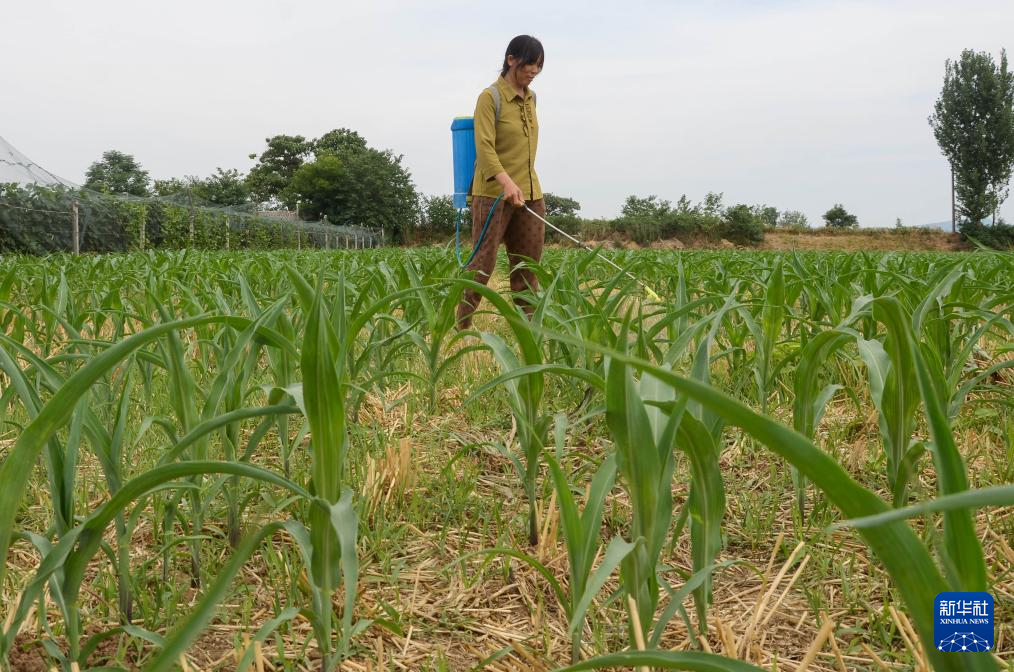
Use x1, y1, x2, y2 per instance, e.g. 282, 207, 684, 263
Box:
456, 34, 546, 329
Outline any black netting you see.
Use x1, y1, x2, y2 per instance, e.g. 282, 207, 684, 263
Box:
0, 183, 383, 254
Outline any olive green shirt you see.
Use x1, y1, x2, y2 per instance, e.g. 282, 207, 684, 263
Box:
471, 76, 542, 201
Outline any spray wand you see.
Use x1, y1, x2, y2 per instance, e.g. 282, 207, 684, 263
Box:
523, 205, 663, 302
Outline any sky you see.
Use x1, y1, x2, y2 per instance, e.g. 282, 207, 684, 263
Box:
3, 0, 1013, 227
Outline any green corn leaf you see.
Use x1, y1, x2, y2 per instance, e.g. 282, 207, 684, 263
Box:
836, 485, 1014, 529
157, 405, 301, 466
300, 272, 346, 592
651, 560, 751, 648
568, 536, 637, 638
329, 490, 360, 660
61, 460, 310, 606
552, 649, 766, 671
677, 414, 726, 627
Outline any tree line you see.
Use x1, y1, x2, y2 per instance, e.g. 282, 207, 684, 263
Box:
420, 191, 868, 247
83, 128, 418, 242
78, 47, 1014, 250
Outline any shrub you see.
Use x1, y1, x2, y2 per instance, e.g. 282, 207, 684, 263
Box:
664, 210, 723, 240
420, 195, 460, 234
577, 218, 614, 240
623, 214, 664, 245
777, 210, 809, 229
545, 213, 582, 242
960, 219, 1014, 249
721, 204, 765, 244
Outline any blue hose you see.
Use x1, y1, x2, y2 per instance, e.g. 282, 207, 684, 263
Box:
455, 193, 504, 268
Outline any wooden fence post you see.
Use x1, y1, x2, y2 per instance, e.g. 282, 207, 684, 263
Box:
139, 205, 146, 250
71, 201, 80, 254
187, 189, 196, 246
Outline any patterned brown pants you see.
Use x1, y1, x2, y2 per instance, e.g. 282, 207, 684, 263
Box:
456, 195, 546, 329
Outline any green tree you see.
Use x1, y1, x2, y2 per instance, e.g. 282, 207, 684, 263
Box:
286, 156, 346, 221
621, 195, 672, 219
246, 135, 312, 208
617, 195, 672, 242
752, 205, 779, 228
191, 168, 251, 208
929, 49, 1014, 226
543, 192, 581, 217
84, 150, 151, 196
334, 148, 418, 240
674, 195, 694, 215
823, 204, 858, 229
701, 191, 724, 217
722, 204, 764, 244
777, 210, 808, 229
315, 128, 369, 157
421, 195, 459, 233
153, 177, 187, 197
287, 149, 419, 241
152, 169, 250, 208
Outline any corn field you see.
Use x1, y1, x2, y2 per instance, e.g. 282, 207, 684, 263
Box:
0, 247, 1011, 671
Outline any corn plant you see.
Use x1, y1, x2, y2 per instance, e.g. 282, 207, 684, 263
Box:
790, 296, 871, 518
0, 314, 240, 663
739, 257, 786, 414
451, 417, 630, 666
1, 248, 1011, 671
0, 278, 375, 670
392, 258, 477, 411
544, 418, 630, 664
604, 324, 725, 648
515, 307, 997, 672
460, 276, 602, 546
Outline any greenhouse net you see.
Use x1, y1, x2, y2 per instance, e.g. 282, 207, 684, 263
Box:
0, 136, 382, 254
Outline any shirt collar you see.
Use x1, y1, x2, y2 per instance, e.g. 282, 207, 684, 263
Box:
496, 75, 532, 102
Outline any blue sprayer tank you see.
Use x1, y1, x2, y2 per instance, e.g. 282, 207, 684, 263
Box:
451, 116, 475, 209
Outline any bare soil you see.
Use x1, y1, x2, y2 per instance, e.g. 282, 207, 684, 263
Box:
759, 228, 966, 252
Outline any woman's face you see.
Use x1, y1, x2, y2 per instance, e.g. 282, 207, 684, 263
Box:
507, 55, 542, 87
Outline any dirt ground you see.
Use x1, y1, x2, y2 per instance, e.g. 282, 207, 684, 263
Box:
562, 228, 967, 253
758, 228, 966, 252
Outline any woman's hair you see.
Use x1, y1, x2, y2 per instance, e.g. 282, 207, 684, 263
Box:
500, 35, 544, 78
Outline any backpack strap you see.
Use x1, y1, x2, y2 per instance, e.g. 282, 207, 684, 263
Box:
487, 83, 537, 124
487, 84, 501, 123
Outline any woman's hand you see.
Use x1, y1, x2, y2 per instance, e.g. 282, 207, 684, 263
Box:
495, 172, 525, 207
